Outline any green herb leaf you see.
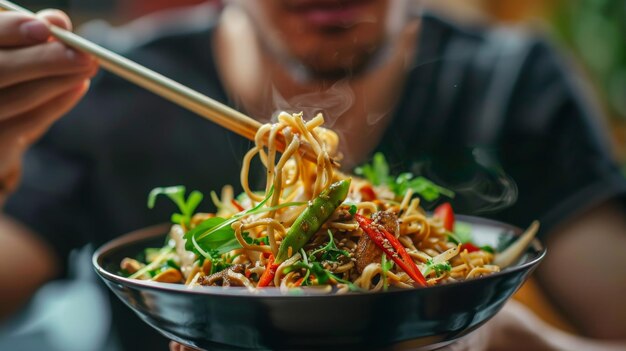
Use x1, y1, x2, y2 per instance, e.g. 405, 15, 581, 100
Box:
348, 204, 357, 216
355, 153, 454, 201
288, 261, 362, 291
355, 152, 390, 186
480, 245, 495, 254
389, 173, 455, 202
381, 254, 394, 291
148, 186, 203, 227
184, 217, 242, 257
185, 187, 276, 259
422, 259, 452, 278
309, 230, 350, 262
242, 232, 269, 246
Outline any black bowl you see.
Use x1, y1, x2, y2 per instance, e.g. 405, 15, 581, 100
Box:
93, 216, 545, 350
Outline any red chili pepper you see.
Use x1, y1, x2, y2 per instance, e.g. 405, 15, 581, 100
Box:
434, 202, 455, 231
257, 255, 278, 287
293, 277, 305, 287
360, 185, 377, 201
244, 268, 252, 278
460, 242, 481, 253
355, 214, 427, 287
231, 199, 245, 212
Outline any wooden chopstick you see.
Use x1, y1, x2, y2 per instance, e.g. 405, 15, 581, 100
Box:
0, 0, 335, 166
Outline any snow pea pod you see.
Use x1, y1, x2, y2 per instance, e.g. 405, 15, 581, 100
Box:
275, 178, 351, 263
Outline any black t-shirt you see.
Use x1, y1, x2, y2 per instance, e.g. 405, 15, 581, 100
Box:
5, 9, 625, 351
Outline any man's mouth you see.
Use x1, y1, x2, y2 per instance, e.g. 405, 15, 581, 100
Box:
283, 0, 373, 28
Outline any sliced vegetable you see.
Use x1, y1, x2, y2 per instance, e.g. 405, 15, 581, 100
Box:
381, 254, 394, 291
434, 202, 455, 231
257, 255, 278, 287
359, 185, 377, 201
355, 214, 427, 287
231, 199, 244, 212
275, 179, 351, 263
460, 242, 481, 253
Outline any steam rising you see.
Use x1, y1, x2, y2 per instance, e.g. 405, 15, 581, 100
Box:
413, 148, 518, 214
270, 80, 355, 128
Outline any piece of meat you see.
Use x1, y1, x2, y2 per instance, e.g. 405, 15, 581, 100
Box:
371, 210, 401, 237
355, 211, 399, 273
198, 264, 246, 287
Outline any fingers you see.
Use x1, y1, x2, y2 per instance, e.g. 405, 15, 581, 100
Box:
0, 12, 50, 47
0, 80, 90, 152
0, 69, 96, 121
37, 9, 72, 31
0, 40, 96, 88
0, 9, 72, 48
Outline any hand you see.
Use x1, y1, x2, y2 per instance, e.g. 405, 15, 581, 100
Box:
440, 300, 626, 351
0, 9, 98, 197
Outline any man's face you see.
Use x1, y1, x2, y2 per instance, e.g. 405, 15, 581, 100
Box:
245, 0, 400, 78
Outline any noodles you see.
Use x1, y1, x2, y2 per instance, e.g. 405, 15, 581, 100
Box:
122, 112, 501, 292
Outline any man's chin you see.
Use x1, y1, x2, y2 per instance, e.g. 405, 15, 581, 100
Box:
299, 52, 376, 81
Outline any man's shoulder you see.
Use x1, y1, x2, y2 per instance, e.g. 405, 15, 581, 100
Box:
414, 12, 570, 128
419, 11, 552, 66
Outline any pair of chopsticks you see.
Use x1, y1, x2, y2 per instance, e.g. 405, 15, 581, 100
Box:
0, 0, 331, 165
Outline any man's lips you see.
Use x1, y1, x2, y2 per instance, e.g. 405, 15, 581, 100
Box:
283, 0, 372, 28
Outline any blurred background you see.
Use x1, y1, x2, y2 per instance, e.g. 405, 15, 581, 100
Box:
1, 0, 624, 350
18, 0, 626, 165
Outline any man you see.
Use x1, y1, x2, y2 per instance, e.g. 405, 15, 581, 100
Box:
1, 1, 625, 350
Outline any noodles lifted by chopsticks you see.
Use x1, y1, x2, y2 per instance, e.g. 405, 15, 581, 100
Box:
121, 112, 500, 293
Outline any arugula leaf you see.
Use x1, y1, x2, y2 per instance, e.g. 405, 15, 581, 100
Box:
184, 217, 243, 258
186, 187, 276, 259
309, 230, 350, 262
355, 153, 454, 201
148, 186, 203, 227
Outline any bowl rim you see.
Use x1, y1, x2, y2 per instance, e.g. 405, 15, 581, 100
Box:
93, 215, 546, 298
